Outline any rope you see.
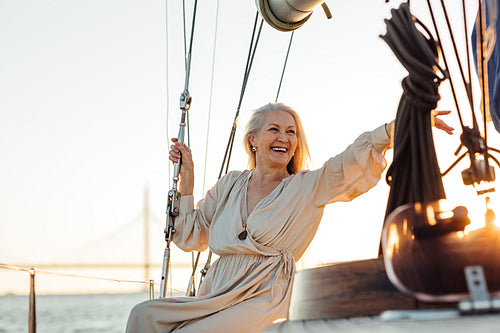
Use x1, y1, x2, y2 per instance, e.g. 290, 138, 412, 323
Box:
381, 2, 446, 222
0, 262, 183, 293
275, 31, 295, 103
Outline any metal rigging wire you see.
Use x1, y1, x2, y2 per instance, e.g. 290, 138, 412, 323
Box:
186, 0, 222, 298
193, 12, 265, 292
166, 0, 171, 189
183, 0, 198, 147
438, 0, 475, 113
462, 0, 475, 111
182, 0, 188, 72
275, 31, 295, 103
181, 0, 200, 297
426, 0, 497, 141
476, 0, 489, 146
425, 0, 467, 129
421, 0, 499, 188
160, 0, 199, 299
171, 5, 297, 297
219, 12, 264, 178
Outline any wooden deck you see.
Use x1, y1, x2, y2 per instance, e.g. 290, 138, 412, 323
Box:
264, 312, 500, 332
288, 258, 453, 320
265, 257, 500, 332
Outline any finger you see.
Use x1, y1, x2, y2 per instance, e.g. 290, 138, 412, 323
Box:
169, 145, 180, 156
176, 142, 191, 155
435, 119, 454, 135
169, 149, 180, 159
435, 110, 452, 115
439, 120, 454, 132
169, 152, 181, 162
169, 145, 181, 163
169, 155, 179, 164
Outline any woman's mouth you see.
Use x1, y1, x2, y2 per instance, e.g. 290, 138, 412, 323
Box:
271, 147, 287, 153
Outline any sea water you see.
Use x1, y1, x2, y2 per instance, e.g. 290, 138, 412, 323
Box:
0, 292, 152, 333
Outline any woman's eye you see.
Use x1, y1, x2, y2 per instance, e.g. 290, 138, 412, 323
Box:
287, 130, 295, 135
270, 128, 278, 132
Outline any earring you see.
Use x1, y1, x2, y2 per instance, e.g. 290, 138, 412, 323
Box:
251, 146, 256, 152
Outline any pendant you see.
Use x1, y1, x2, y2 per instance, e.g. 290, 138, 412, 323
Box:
238, 230, 247, 240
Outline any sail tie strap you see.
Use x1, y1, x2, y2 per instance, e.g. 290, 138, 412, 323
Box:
401, 76, 440, 111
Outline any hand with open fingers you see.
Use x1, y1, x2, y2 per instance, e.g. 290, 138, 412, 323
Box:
433, 110, 454, 135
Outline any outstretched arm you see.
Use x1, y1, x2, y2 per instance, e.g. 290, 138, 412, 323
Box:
384, 110, 454, 141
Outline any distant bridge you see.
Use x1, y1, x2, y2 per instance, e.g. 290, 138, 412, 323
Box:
11, 187, 195, 289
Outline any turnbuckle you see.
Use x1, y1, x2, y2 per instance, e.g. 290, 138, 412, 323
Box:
165, 188, 180, 242
180, 89, 192, 112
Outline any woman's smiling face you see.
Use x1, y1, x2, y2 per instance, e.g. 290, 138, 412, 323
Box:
250, 110, 297, 172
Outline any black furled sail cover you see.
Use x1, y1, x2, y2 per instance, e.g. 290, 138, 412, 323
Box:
381, 3, 446, 223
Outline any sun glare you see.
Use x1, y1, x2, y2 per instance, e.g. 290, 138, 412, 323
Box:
385, 224, 400, 259
463, 193, 498, 234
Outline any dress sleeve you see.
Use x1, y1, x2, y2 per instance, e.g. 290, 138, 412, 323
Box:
171, 171, 240, 252
171, 183, 219, 253
305, 123, 392, 207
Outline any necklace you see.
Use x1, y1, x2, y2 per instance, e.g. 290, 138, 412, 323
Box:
239, 170, 287, 240
238, 223, 248, 240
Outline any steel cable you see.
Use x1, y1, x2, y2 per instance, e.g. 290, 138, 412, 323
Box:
275, 31, 295, 102
218, 12, 264, 178
195, 12, 264, 292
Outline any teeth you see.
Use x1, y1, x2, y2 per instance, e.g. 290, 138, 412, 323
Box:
272, 147, 286, 152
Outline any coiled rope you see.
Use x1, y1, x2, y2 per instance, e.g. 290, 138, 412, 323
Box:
381, 3, 447, 220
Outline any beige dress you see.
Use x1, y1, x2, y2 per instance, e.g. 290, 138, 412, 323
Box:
126, 124, 392, 333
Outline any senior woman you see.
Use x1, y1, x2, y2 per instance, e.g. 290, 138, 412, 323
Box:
126, 103, 453, 333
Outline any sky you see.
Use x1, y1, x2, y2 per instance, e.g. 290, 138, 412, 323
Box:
1, 0, 499, 295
